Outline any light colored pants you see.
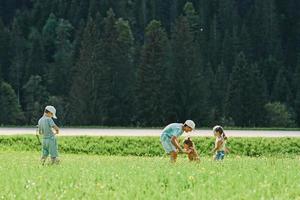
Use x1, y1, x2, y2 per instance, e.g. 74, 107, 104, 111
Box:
42, 137, 58, 158
161, 139, 176, 154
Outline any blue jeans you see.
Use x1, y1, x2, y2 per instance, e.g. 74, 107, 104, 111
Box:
215, 150, 225, 160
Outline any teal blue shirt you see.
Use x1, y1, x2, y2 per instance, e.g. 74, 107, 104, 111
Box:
160, 123, 184, 141
38, 115, 56, 139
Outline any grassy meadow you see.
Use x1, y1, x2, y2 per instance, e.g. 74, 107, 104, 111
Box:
0, 151, 300, 200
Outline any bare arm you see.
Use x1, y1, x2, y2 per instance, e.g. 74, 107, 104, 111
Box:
171, 136, 183, 152
212, 140, 223, 153
53, 125, 59, 134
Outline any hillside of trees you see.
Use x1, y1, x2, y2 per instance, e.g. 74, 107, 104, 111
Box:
0, 0, 300, 127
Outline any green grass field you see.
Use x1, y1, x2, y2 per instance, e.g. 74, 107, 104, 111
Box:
1, 151, 300, 200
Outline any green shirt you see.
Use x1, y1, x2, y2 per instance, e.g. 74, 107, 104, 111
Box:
38, 115, 56, 139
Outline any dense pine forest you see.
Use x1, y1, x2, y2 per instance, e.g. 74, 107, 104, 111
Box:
0, 0, 300, 127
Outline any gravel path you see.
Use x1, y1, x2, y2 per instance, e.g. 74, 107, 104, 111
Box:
0, 128, 300, 137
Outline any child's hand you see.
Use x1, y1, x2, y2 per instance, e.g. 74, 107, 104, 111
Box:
186, 148, 194, 154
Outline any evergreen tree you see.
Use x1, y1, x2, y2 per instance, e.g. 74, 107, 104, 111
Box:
96, 9, 119, 125
227, 53, 265, 126
183, 2, 199, 34
9, 16, 28, 103
203, 62, 216, 126
261, 55, 281, 96
171, 15, 201, 123
22, 75, 49, 124
0, 18, 11, 82
293, 56, 300, 125
31, 0, 54, 29
211, 62, 228, 124
248, 63, 268, 126
272, 67, 292, 104
136, 20, 170, 126
72, 19, 86, 62
265, 102, 295, 127
0, 1, 299, 127
113, 18, 135, 125
295, 87, 300, 126
251, 0, 281, 60
49, 19, 74, 96
0, 82, 24, 125
207, 15, 220, 69
221, 28, 237, 73
69, 18, 101, 125
94, 9, 135, 125
42, 13, 58, 63
25, 28, 46, 82
172, 3, 210, 125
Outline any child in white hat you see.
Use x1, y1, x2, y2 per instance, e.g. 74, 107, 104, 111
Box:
37, 105, 60, 165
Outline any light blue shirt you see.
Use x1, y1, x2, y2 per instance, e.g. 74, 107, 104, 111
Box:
160, 123, 184, 141
38, 115, 56, 139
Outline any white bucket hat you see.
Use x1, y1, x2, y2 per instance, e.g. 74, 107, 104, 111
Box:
45, 105, 57, 119
184, 120, 195, 130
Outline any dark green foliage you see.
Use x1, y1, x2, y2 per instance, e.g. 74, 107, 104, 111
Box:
265, 102, 295, 127
49, 19, 74, 95
42, 13, 59, 63
272, 67, 292, 104
25, 28, 46, 82
136, 20, 170, 126
22, 75, 49, 124
69, 18, 101, 125
9, 16, 28, 103
0, 82, 24, 124
226, 53, 268, 126
210, 62, 228, 125
1, 136, 300, 157
261, 56, 281, 96
295, 91, 300, 126
96, 9, 134, 126
295, 61, 300, 125
0, 18, 11, 81
171, 15, 205, 123
0, 0, 300, 127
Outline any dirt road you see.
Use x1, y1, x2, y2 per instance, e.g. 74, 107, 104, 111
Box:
0, 128, 299, 137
